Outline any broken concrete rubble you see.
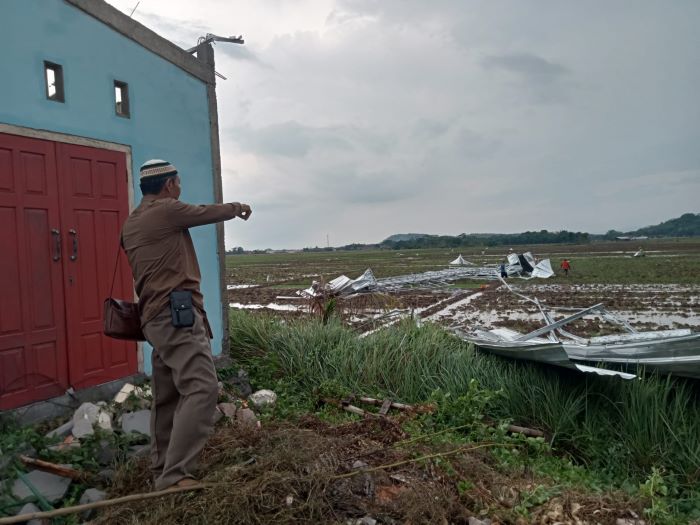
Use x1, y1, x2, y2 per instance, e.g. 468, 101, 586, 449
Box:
113, 382, 152, 408
236, 408, 259, 429
218, 402, 238, 419
15, 503, 45, 525
120, 409, 151, 436
79, 488, 107, 520
96, 439, 116, 466
72, 402, 112, 439
45, 420, 74, 439
249, 389, 277, 409
113, 383, 136, 403
12, 469, 72, 503
224, 369, 253, 398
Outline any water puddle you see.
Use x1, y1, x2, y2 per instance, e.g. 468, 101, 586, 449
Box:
229, 302, 304, 312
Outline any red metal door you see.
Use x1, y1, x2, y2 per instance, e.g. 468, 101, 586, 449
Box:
0, 133, 69, 410
57, 143, 136, 389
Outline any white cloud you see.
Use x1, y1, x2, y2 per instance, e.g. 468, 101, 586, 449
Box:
107, 0, 700, 248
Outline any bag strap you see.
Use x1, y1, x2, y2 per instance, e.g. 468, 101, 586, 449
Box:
109, 236, 124, 297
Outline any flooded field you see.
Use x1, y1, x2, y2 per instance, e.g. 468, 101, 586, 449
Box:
429, 283, 700, 337
226, 239, 700, 336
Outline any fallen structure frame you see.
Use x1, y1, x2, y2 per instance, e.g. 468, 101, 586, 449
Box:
452, 279, 700, 380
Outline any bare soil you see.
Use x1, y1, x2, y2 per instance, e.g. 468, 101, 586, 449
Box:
98, 416, 643, 525
430, 283, 700, 337
228, 280, 699, 337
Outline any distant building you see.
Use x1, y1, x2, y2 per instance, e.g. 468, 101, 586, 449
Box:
0, 1, 228, 410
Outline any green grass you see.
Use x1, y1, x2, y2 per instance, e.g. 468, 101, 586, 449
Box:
535, 254, 700, 285
226, 241, 700, 286
228, 310, 700, 521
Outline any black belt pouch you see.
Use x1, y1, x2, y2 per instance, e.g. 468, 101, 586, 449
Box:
170, 290, 195, 327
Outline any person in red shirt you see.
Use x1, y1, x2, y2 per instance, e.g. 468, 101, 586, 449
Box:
560, 259, 571, 276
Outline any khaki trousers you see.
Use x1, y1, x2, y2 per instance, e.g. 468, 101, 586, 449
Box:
143, 307, 218, 490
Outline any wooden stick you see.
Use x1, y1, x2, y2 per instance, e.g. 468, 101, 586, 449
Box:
358, 397, 413, 411
331, 442, 513, 480
342, 404, 379, 418
0, 483, 212, 524
482, 418, 545, 438
505, 424, 544, 438
19, 455, 85, 481
322, 398, 378, 418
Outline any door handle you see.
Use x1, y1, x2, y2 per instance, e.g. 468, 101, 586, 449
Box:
69, 229, 78, 261
51, 229, 61, 261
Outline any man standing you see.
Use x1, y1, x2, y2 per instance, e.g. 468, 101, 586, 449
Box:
560, 259, 571, 277
121, 159, 251, 490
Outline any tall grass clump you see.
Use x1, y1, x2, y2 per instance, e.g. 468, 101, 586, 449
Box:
229, 310, 700, 501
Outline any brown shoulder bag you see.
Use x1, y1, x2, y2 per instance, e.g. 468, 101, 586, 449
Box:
103, 241, 145, 341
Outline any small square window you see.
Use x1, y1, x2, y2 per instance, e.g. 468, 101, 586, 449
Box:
44, 61, 64, 102
114, 81, 130, 118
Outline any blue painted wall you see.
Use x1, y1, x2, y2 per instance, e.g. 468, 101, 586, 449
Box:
0, 1, 224, 373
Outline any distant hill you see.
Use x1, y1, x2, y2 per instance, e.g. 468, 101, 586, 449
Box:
631, 213, 700, 237
602, 212, 700, 239
383, 233, 434, 243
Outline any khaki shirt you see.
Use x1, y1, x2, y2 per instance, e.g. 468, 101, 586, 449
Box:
121, 195, 236, 325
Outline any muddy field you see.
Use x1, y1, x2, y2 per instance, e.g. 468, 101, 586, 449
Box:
226, 241, 700, 336
229, 281, 699, 338
428, 283, 700, 337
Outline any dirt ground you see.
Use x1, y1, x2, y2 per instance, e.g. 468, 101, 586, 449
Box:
428, 283, 700, 337
228, 279, 698, 338
97, 416, 643, 525
228, 286, 457, 326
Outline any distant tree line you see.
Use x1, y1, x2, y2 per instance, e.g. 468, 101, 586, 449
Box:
225, 212, 698, 253
380, 230, 589, 250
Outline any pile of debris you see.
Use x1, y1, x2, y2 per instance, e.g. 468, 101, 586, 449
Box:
449, 254, 474, 266
299, 269, 379, 298
452, 279, 700, 379
1, 375, 278, 524
503, 252, 554, 279
1, 384, 154, 522
300, 252, 554, 299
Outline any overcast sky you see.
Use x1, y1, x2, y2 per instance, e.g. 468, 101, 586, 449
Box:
107, 0, 700, 249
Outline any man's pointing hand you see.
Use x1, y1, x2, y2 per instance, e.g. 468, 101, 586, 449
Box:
230, 202, 252, 221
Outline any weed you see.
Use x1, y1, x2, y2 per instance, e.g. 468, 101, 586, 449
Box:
228, 309, 700, 521
514, 484, 560, 516
640, 467, 675, 524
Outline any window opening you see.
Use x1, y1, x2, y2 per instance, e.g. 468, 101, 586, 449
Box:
114, 81, 130, 118
44, 62, 64, 102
